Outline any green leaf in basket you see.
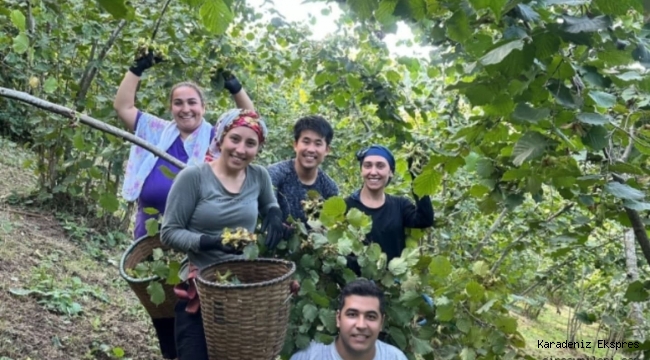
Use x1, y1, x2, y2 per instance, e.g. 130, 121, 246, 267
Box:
133, 263, 150, 278
146, 218, 159, 236
147, 281, 165, 305
166, 260, 182, 285
152, 248, 164, 261
243, 242, 259, 260
151, 260, 169, 279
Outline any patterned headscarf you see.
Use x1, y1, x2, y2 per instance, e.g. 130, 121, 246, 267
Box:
205, 109, 268, 161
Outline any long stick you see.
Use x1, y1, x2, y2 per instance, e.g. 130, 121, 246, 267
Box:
0, 87, 187, 169
472, 207, 508, 259
151, 0, 173, 41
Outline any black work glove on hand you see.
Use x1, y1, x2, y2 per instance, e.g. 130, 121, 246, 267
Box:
407, 156, 419, 181
282, 223, 295, 240
199, 235, 242, 255
407, 156, 424, 200
129, 50, 164, 77
262, 207, 284, 250
211, 68, 242, 95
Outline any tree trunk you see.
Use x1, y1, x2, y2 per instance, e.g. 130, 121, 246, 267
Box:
623, 228, 645, 359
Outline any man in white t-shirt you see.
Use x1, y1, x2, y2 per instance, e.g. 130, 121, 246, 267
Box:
290, 279, 408, 360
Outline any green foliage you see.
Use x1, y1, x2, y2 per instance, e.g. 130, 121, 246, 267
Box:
9, 263, 108, 317
624, 280, 650, 302
125, 248, 184, 305
245, 197, 525, 359
2, 0, 650, 357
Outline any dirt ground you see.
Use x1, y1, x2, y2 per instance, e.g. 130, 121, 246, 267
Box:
0, 140, 163, 360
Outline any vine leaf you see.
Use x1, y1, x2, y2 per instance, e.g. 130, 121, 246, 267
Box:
589, 91, 617, 108
302, 304, 318, 322
545, 0, 589, 4
376, 0, 398, 24
322, 197, 347, 218
410, 336, 434, 354
97, 0, 129, 19
511, 131, 548, 166
10, 10, 26, 32
480, 40, 524, 66
624, 281, 650, 302
446, 10, 472, 44
99, 192, 119, 213
200, 0, 234, 35
623, 200, 650, 211
576, 112, 611, 125
413, 168, 442, 198
604, 182, 645, 201
515, 4, 540, 22
561, 15, 611, 33
147, 281, 165, 305
146, 218, 159, 236
12, 34, 29, 54
581, 125, 608, 151
512, 103, 550, 123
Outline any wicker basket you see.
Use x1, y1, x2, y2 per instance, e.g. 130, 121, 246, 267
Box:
196, 258, 297, 360
119, 234, 185, 319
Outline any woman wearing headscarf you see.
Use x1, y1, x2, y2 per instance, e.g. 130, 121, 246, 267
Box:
114, 51, 254, 359
345, 145, 434, 268
160, 109, 284, 360
115, 50, 254, 242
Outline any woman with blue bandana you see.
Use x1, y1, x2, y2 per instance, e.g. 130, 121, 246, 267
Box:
345, 145, 434, 268
345, 145, 436, 335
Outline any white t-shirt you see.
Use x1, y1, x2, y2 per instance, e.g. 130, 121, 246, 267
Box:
289, 339, 408, 360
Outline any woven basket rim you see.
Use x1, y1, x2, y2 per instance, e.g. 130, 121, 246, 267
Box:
118, 234, 187, 284
196, 257, 296, 289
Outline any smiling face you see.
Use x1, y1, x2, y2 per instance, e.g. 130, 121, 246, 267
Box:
170, 86, 205, 135
361, 155, 392, 192
336, 295, 384, 357
218, 126, 260, 171
293, 129, 330, 173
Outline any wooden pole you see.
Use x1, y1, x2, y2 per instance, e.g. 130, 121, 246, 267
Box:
0, 87, 187, 169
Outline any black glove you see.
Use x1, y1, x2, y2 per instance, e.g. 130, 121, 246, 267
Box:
129, 50, 163, 77
211, 68, 242, 95
262, 207, 284, 250
199, 234, 242, 254
407, 156, 418, 181
282, 223, 295, 240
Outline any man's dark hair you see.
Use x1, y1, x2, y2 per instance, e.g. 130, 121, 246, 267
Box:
293, 115, 334, 146
338, 279, 386, 314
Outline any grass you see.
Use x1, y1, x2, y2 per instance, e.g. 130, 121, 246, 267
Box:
0, 138, 160, 360
515, 304, 632, 360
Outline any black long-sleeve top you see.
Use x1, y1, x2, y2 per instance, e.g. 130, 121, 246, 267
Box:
344, 193, 434, 261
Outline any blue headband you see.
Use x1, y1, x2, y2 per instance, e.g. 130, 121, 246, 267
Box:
356, 145, 395, 173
